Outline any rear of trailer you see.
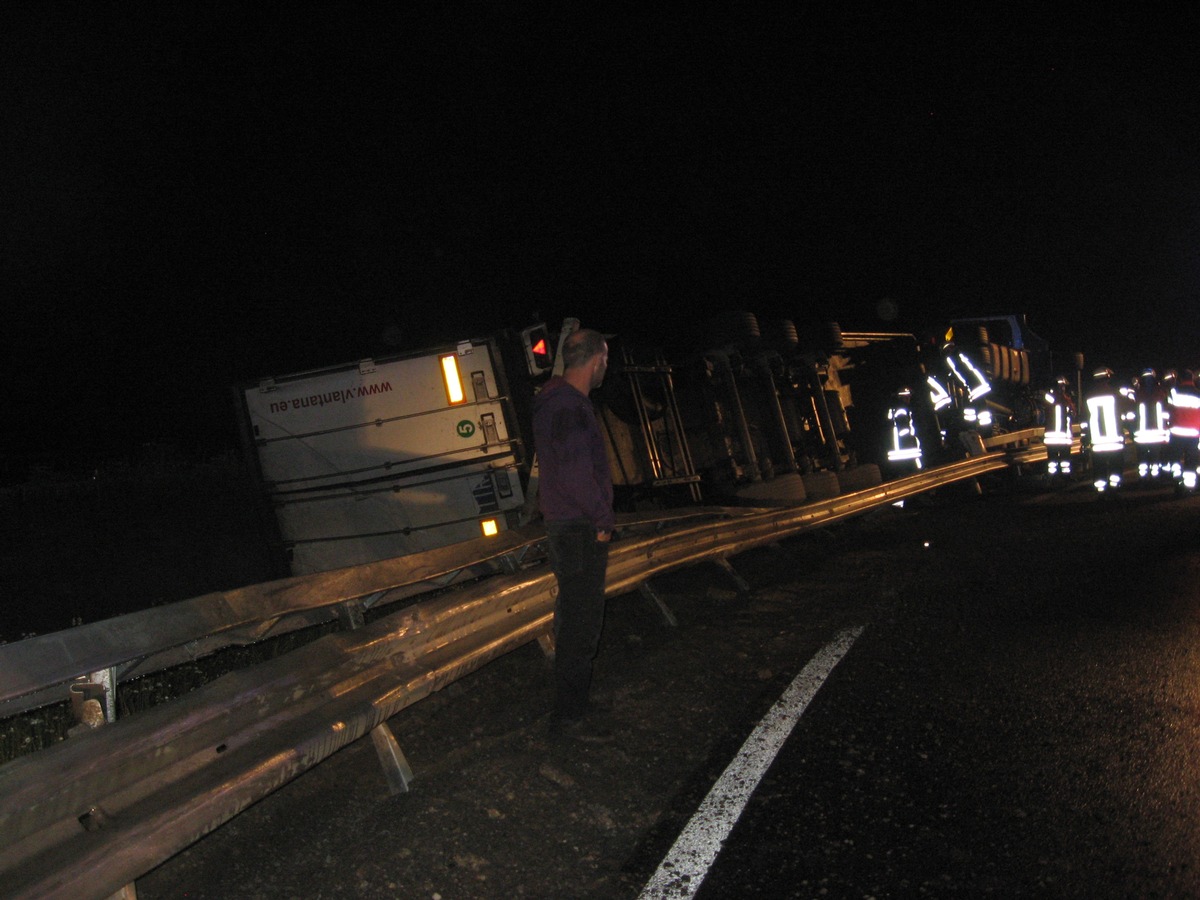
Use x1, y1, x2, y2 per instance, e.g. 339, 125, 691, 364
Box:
237, 338, 526, 575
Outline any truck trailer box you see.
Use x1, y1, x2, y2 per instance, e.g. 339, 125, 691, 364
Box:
237, 338, 526, 575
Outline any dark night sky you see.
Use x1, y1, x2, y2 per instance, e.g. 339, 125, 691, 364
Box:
4, 5, 1199, 467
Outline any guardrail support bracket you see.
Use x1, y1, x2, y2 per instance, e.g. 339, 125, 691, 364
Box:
69, 675, 112, 733
371, 723, 415, 795
337, 601, 367, 631
638, 582, 678, 627
537, 630, 556, 659
712, 557, 751, 594
499, 546, 538, 573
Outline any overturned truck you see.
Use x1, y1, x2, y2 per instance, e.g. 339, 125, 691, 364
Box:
235, 314, 927, 577
598, 312, 900, 509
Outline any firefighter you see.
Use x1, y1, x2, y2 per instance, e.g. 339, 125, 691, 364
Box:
886, 386, 924, 471
1042, 375, 1076, 478
943, 339, 994, 435
1167, 368, 1200, 491
1085, 367, 1127, 492
1131, 367, 1169, 479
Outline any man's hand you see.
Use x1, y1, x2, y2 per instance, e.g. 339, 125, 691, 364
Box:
596, 530, 612, 543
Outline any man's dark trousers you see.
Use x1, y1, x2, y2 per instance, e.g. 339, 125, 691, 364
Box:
546, 518, 610, 719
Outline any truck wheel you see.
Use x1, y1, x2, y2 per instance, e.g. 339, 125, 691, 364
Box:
802, 470, 840, 501
836, 464, 882, 494
733, 472, 808, 505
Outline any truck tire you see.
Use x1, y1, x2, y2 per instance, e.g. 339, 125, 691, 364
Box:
836, 464, 882, 494
802, 470, 840, 501
733, 472, 808, 505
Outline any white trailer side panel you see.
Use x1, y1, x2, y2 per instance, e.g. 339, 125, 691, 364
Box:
242, 341, 525, 574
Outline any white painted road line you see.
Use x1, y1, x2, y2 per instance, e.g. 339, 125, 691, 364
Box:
638, 625, 865, 900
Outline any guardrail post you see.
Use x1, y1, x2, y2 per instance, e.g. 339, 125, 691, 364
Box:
69, 666, 118, 730
371, 722, 416, 795
537, 630, 556, 659
639, 582, 678, 627
69, 677, 107, 734
336, 600, 366, 630
498, 545, 538, 573
712, 557, 751, 595
336, 596, 416, 794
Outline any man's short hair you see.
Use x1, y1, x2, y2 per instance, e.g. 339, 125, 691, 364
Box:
562, 328, 607, 370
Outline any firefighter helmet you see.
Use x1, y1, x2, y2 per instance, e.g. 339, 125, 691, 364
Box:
1092, 366, 1113, 381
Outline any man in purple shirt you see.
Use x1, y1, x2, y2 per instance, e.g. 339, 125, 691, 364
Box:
532, 327, 614, 728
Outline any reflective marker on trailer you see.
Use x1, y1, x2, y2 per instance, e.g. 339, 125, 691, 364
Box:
441, 354, 466, 404
480, 519, 499, 537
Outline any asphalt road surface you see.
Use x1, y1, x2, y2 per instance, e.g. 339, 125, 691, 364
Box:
138, 475, 1200, 899
690, 480, 1200, 898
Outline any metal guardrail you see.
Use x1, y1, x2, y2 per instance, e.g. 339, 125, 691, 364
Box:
0, 524, 552, 719
0, 507, 740, 720
0, 445, 1042, 899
